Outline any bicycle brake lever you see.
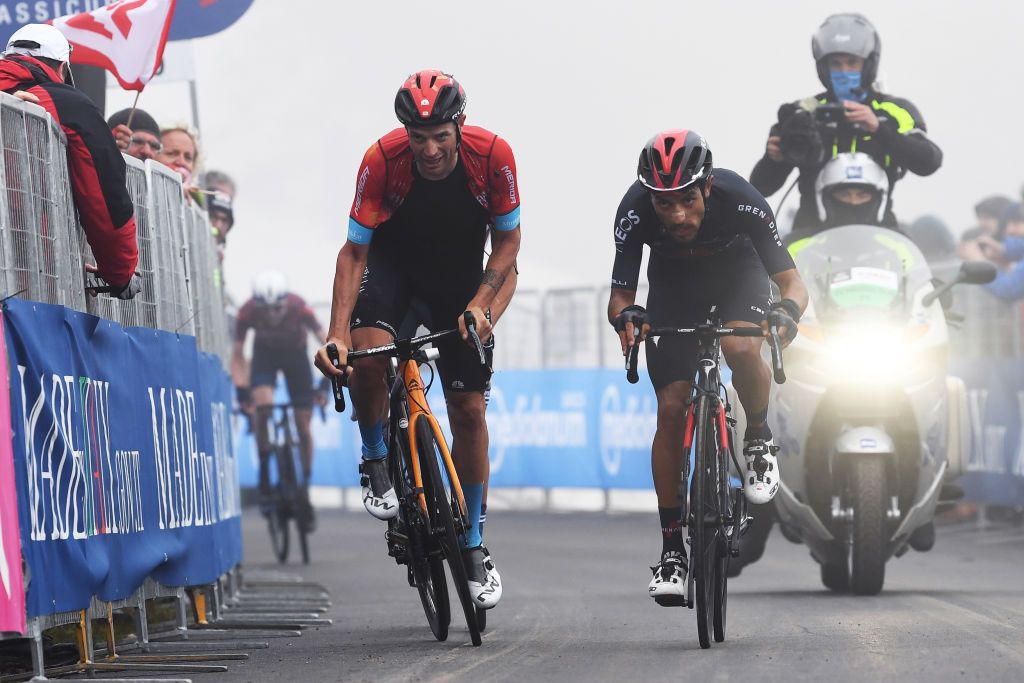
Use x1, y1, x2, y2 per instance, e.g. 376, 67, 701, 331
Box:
325, 343, 347, 413
463, 311, 487, 366
625, 326, 641, 384
768, 325, 787, 385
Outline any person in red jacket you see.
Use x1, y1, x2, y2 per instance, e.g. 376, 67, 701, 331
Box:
2, 24, 140, 299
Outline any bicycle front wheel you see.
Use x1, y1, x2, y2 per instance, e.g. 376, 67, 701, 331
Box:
417, 417, 482, 646
266, 450, 290, 564
400, 437, 452, 641
691, 395, 720, 650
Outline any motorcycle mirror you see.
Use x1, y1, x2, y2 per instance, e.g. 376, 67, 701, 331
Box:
957, 260, 998, 286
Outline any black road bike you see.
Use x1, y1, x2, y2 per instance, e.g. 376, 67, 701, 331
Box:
626, 318, 785, 649
255, 404, 315, 565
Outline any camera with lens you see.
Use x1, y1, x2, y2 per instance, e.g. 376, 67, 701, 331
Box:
776, 101, 852, 167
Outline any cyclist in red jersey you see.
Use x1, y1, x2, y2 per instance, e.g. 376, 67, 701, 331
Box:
234, 272, 326, 511
315, 70, 521, 610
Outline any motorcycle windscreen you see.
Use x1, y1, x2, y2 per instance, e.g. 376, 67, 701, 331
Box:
788, 225, 933, 318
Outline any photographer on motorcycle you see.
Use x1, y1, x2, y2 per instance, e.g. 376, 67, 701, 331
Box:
751, 13, 942, 237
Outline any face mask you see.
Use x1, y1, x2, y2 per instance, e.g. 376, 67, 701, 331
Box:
830, 70, 867, 103
823, 193, 882, 228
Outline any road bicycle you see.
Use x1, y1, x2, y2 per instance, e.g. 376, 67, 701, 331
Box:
626, 317, 785, 649
253, 404, 315, 565
326, 312, 489, 646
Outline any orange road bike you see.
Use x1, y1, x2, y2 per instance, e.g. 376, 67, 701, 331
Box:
326, 313, 487, 646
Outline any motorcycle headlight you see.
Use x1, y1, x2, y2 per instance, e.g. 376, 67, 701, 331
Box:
821, 326, 919, 383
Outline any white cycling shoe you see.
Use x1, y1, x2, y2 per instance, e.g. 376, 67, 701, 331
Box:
463, 545, 502, 609
648, 552, 688, 606
359, 458, 398, 520
743, 438, 780, 504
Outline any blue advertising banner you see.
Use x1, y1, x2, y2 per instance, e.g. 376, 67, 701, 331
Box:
3, 299, 241, 618
237, 363, 1024, 505
0, 1, 255, 47
236, 368, 665, 491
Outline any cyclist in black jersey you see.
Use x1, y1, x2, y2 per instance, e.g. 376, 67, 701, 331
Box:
608, 129, 809, 603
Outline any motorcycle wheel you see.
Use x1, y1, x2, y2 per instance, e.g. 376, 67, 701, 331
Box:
849, 455, 886, 595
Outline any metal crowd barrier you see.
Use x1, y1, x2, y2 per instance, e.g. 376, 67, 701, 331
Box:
0, 92, 229, 359
0, 92, 244, 679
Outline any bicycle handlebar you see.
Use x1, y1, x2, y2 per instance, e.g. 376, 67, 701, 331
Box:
623, 324, 786, 383
325, 316, 488, 414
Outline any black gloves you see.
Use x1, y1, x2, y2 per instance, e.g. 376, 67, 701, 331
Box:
768, 299, 801, 343
613, 305, 648, 333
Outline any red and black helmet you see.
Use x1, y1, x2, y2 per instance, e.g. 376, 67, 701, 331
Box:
394, 70, 467, 127
637, 129, 713, 192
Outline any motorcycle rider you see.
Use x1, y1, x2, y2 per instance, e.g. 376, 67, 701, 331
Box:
751, 13, 942, 236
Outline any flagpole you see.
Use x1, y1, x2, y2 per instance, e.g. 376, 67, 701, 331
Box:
125, 91, 142, 129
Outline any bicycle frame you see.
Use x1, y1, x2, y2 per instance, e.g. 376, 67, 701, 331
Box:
390, 356, 467, 521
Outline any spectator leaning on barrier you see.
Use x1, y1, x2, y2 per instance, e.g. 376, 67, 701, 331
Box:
750, 13, 942, 238
0, 24, 140, 299
961, 203, 1024, 301
107, 106, 162, 161
157, 126, 198, 187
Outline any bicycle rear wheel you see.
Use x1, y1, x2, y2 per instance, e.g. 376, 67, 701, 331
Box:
417, 418, 482, 646
691, 395, 719, 650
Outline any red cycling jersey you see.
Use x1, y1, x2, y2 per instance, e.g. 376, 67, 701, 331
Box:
347, 125, 521, 243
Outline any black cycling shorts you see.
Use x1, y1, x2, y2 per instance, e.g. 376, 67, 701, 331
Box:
351, 247, 493, 393
250, 345, 315, 408
644, 246, 772, 391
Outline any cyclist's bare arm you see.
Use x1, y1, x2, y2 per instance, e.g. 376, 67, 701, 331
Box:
488, 263, 518, 325
763, 267, 809, 346
230, 338, 250, 387
314, 241, 369, 377
463, 226, 521, 341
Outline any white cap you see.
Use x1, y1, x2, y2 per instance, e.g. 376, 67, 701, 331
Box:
5, 24, 72, 63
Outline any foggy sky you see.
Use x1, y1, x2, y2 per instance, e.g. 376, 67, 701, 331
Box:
106, 1, 1024, 308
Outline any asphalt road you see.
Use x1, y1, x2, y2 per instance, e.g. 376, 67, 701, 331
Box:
216, 508, 1024, 683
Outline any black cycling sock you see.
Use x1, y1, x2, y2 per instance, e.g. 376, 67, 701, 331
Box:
744, 422, 773, 441
659, 506, 686, 562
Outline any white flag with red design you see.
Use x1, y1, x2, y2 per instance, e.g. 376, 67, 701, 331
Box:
52, 0, 177, 91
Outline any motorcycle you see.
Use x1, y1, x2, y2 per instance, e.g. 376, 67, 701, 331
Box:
733, 226, 994, 594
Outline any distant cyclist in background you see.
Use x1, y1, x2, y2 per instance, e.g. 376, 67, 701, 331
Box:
233, 271, 327, 516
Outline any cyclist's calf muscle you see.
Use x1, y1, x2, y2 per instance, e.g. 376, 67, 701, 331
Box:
653, 380, 693, 507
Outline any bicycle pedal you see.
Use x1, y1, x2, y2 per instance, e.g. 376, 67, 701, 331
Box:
654, 595, 689, 608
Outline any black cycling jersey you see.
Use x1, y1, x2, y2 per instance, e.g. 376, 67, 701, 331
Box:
611, 168, 795, 291
371, 157, 491, 295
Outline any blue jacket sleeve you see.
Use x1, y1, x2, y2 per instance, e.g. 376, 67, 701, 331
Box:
1002, 237, 1024, 262
984, 262, 1024, 300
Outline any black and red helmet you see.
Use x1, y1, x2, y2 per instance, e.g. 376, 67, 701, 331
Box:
637, 129, 713, 192
394, 70, 467, 127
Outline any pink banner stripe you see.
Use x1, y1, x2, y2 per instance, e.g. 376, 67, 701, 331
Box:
0, 315, 26, 634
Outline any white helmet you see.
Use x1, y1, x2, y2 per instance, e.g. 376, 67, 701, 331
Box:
5, 24, 72, 63
815, 152, 889, 227
252, 271, 288, 305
